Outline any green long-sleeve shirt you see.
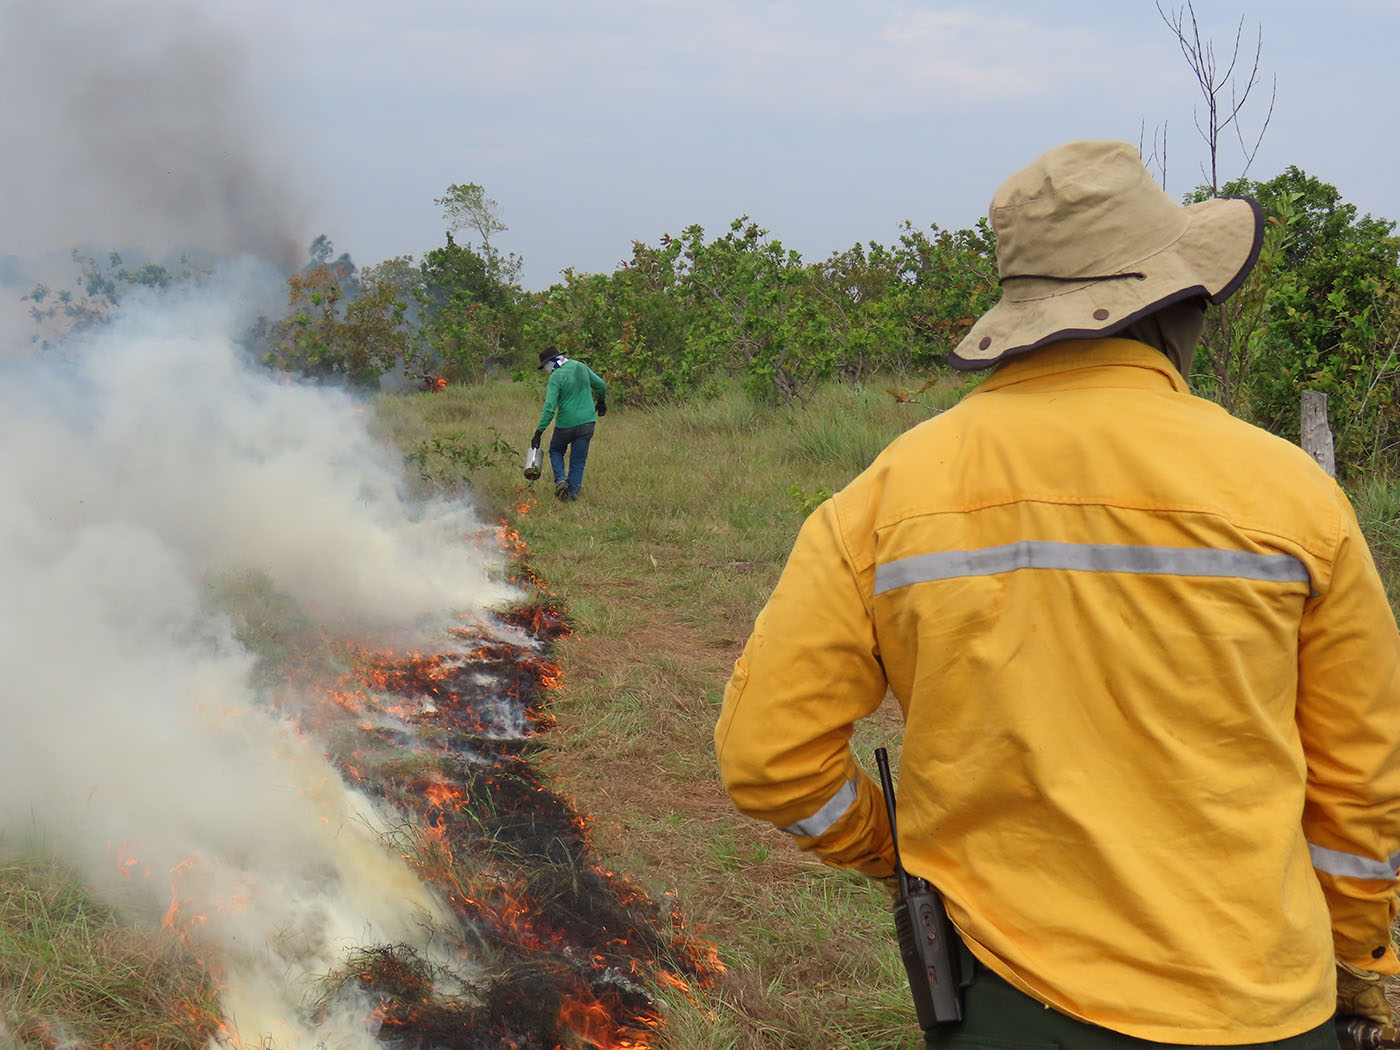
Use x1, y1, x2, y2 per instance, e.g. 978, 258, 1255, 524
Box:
537, 359, 607, 431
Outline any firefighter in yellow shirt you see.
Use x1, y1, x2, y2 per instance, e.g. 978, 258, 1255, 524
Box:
715, 140, 1400, 1049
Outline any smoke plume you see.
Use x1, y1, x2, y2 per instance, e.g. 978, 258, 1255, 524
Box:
0, 2, 505, 1041
0, 0, 304, 267
0, 272, 513, 1044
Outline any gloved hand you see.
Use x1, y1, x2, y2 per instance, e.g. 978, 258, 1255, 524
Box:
531, 430, 543, 449
596, 399, 607, 417
1337, 960, 1396, 1026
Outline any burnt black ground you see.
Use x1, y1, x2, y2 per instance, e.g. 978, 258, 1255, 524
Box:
305, 586, 714, 1048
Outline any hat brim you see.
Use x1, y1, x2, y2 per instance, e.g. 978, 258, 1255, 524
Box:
949, 196, 1263, 371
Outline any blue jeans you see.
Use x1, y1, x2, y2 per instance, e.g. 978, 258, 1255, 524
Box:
548, 421, 595, 500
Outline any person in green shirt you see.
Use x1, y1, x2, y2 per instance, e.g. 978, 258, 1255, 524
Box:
532, 345, 607, 501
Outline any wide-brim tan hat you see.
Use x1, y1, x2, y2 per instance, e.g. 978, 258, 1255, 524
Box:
950, 140, 1263, 371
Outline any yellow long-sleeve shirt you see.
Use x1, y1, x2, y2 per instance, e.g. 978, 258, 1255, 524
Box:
716, 338, 1400, 1043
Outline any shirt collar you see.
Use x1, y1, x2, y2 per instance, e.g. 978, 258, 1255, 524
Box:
972, 338, 1189, 396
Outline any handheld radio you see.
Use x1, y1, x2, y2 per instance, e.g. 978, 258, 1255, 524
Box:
875, 746, 963, 1027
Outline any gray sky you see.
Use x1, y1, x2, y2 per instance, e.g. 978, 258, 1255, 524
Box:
3, 0, 1397, 290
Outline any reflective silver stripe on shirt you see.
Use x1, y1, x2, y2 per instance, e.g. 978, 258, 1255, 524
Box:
1309, 842, 1400, 880
874, 541, 1310, 596
781, 777, 859, 838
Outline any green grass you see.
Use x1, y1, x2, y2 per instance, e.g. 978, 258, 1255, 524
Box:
1352, 473, 1400, 608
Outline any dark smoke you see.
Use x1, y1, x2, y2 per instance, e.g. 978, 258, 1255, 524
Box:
0, 0, 304, 268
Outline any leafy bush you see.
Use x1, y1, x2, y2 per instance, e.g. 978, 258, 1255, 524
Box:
404, 428, 518, 489
523, 216, 997, 408
1191, 169, 1400, 476
262, 251, 413, 388
418, 233, 525, 382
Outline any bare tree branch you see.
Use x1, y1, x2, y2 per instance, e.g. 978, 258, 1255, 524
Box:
1232, 72, 1277, 181
1155, 1, 1273, 195
1139, 119, 1171, 189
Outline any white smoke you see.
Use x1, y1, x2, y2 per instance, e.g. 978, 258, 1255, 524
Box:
0, 271, 511, 1046
0, 0, 506, 1038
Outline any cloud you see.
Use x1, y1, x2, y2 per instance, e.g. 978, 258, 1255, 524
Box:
274, 2, 1133, 120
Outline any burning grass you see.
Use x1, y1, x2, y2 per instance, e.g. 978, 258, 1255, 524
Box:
1, 376, 935, 1049
227, 541, 721, 1045
0, 858, 221, 1049
317, 945, 664, 1049
0, 500, 719, 1048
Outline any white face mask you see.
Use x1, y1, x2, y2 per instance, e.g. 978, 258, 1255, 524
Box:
545, 356, 566, 373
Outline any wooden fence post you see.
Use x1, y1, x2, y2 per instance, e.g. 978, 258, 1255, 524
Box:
1300, 390, 1336, 477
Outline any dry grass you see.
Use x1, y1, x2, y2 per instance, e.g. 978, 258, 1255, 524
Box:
0, 858, 220, 1049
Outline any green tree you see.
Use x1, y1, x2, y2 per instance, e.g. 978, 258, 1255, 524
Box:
308, 234, 335, 265
529, 235, 694, 404
523, 216, 997, 407
433, 182, 521, 286
23, 249, 209, 347
814, 220, 997, 377
435, 182, 507, 250
1182, 169, 1400, 474
676, 218, 834, 404
263, 239, 410, 387
417, 233, 522, 382
1233, 170, 1400, 470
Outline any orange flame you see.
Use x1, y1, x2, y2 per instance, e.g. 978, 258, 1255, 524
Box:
556, 992, 660, 1050
425, 781, 465, 808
